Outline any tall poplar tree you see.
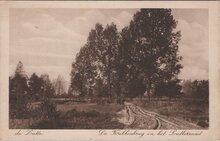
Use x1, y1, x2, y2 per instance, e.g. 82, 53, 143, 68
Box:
120, 9, 182, 100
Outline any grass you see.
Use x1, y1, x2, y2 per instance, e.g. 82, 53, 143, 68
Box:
10, 98, 209, 129
31, 108, 124, 129
56, 102, 124, 115
10, 102, 124, 129
132, 98, 209, 128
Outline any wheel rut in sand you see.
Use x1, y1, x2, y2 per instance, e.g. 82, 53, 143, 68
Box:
117, 102, 201, 129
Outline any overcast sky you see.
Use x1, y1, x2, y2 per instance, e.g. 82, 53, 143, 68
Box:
10, 8, 208, 84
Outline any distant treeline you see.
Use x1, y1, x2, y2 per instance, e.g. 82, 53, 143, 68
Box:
9, 61, 209, 103
181, 79, 209, 100
9, 61, 208, 119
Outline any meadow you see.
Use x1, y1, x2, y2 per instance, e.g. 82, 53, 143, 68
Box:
132, 98, 209, 128
9, 97, 209, 129
10, 100, 124, 129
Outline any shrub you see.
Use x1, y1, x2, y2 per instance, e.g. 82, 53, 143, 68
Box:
31, 108, 124, 129
40, 100, 59, 119
62, 109, 100, 119
197, 120, 209, 128
31, 119, 72, 129
159, 108, 170, 116
29, 100, 59, 119
9, 95, 30, 119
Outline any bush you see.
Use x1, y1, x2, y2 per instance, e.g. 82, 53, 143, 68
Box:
40, 100, 59, 119
197, 120, 209, 128
62, 109, 100, 119
9, 95, 30, 119
31, 119, 72, 129
31, 109, 124, 129
159, 108, 170, 116
29, 100, 59, 119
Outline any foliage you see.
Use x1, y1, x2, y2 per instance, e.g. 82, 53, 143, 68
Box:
40, 74, 55, 99
9, 62, 57, 119
181, 80, 193, 97
182, 80, 209, 99
93, 77, 108, 97
70, 9, 183, 100
121, 9, 182, 99
191, 80, 209, 99
70, 23, 120, 98
9, 61, 29, 118
28, 73, 44, 101
155, 79, 182, 99
52, 75, 66, 96
28, 72, 55, 101
31, 109, 124, 129
197, 120, 209, 128
39, 100, 58, 119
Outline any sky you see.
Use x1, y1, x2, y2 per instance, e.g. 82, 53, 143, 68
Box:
9, 8, 209, 86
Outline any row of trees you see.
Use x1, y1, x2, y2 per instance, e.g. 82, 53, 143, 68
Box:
10, 62, 56, 100
9, 62, 67, 118
70, 9, 183, 100
182, 80, 209, 100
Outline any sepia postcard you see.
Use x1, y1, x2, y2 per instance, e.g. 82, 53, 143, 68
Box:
0, 1, 220, 141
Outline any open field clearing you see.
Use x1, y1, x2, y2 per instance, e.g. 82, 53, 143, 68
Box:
10, 99, 208, 129
117, 102, 202, 129
10, 102, 125, 129
56, 102, 123, 114
131, 99, 209, 128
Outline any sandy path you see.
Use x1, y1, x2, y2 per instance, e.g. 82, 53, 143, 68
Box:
117, 102, 201, 129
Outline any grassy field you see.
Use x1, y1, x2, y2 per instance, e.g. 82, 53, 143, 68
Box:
57, 102, 123, 113
9, 98, 209, 129
10, 101, 125, 129
33, 102, 124, 129
132, 98, 209, 128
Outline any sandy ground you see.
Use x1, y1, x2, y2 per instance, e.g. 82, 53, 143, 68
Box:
117, 102, 201, 129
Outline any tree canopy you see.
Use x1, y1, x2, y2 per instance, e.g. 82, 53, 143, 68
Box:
70, 9, 183, 100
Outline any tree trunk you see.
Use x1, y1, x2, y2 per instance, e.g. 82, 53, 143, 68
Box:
108, 71, 111, 100
147, 80, 152, 101
147, 89, 151, 101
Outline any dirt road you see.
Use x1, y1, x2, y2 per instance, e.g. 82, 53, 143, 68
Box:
117, 102, 201, 129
